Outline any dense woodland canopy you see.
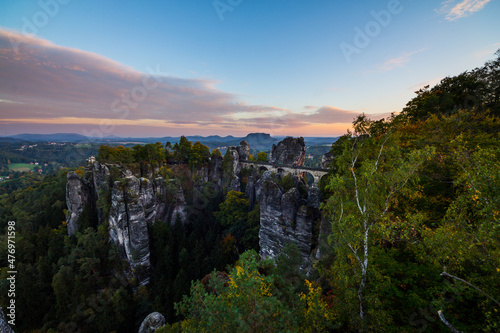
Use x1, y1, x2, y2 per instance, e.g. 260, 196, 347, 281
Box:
0, 52, 499, 332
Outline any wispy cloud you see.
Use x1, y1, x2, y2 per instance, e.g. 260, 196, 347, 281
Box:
474, 43, 500, 58
0, 29, 361, 136
409, 78, 443, 91
437, 0, 492, 21
376, 49, 425, 72
0, 29, 286, 133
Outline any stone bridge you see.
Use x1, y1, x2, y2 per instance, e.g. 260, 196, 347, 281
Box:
240, 160, 329, 186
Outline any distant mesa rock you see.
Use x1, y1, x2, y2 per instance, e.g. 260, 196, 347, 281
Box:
241, 133, 277, 150
243, 132, 275, 144
270, 137, 306, 166
138, 312, 166, 333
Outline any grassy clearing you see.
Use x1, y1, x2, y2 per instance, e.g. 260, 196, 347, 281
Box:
9, 163, 35, 172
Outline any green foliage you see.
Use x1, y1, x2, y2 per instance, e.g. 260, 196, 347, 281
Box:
222, 149, 234, 177
318, 52, 500, 332
98, 145, 135, 164
98, 142, 166, 167
323, 124, 434, 331
275, 173, 295, 193
213, 191, 260, 252
214, 191, 248, 227
188, 141, 210, 169
211, 148, 222, 158
172, 250, 337, 332
173, 136, 192, 164
257, 151, 268, 162
401, 50, 500, 121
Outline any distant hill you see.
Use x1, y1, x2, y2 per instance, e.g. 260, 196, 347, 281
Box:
9, 133, 89, 142
3, 132, 338, 151
0, 137, 25, 143
237, 133, 278, 150
303, 137, 338, 146
186, 135, 236, 143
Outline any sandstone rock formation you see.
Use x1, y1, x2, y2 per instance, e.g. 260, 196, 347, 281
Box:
66, 171, 90, 236
257, 173, 321, 270
321, 151, 334, 169
66, 137, 330, 285
236, 140, 250, 161
66, 162, 192, 285
0, 307, 14, 333
270, 137, 306, 166
138, 312, 166, 333
108, 176, 156, 284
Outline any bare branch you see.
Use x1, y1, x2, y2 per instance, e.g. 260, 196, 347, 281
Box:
438, 310, 462, 333
441, 272, 500, 306
336, 203, 364, 269
373, 134, 391, 174
338, 227, 363, 269
351, 155, 364, 216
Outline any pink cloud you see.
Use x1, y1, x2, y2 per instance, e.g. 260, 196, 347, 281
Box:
437, 0, 492, 21
0, 29, 276, 125
0, 29, 369, 137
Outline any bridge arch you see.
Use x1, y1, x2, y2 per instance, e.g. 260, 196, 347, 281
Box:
300, 171, 315, 187
319, 173, 330, 188
239, 160, 328, 186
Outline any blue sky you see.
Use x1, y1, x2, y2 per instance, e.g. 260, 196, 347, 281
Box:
0, 0, 499, 137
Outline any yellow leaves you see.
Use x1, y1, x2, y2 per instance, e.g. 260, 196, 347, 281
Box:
235, 265, 244, 277
259, 280, 272, 297
228, 264, 271, 298
301, 279, 335, 324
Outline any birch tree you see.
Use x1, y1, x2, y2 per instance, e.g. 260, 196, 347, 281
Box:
323, 115, 434, 331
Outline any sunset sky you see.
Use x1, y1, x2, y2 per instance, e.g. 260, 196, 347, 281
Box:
0, 0, 499, 138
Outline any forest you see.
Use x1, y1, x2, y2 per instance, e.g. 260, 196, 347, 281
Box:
0, 53, 499, 332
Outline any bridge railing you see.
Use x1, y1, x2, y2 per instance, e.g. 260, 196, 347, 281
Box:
240, 160, 328, 172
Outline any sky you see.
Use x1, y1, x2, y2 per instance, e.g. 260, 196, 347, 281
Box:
0, 0, 499, 138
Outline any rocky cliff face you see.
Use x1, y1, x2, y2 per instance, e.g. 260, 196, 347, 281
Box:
66, 171, 91, 236
66, 161, 192, 285
0, 307, 14, 333
253, 171, 321, 270
253, 137, 324, 270
321, 151, 334, 169
270, 137, 306, 166
236, 140, 250, 161
107, 176, 157, 284
224, 140, 253, 192
66, 136, 330, 284
139, 312, 166, 333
